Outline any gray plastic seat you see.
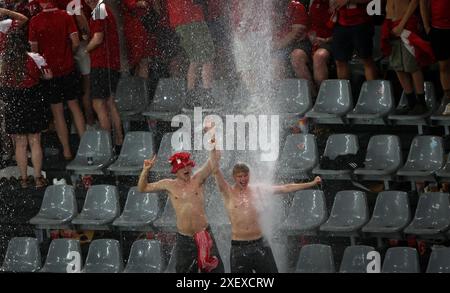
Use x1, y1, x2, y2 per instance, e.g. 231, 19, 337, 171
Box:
354, 135, 402, 181
320, 191, 369, 244
66, 130, 114, 175
426, 247, 450, 273
113, 187, 159, 231
123, 240, 162, 273
382, 247, 420, 273
347, 80, 395, 124
339, 245, 376, 273
40, 239, 82, 273
397, 136, 444, 180
362, 191, 411, 238
29, 185, 78, 229
313, 134, 359, 179
277, 134, 318, 180
431, 94, 450, 123
108, 131, 154, 175
0, 237, 41, 272
305, 79, 353, 124
71, 185, 120, 230
281, 190, 327, 235
83, 239, 123, 273
295, 244, 335, 273
153, 196, 177, 232
403, 192, 450, 239
143, 78, 185, 122
390, 82, 437, 122
115, 75, 148, 116
435, 155, 450, 179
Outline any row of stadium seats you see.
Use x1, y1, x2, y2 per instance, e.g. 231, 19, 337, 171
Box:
2, 237, 449, 273
29, 185, 450, 244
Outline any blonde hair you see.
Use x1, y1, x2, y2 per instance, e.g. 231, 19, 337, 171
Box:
232, 163, 250, 176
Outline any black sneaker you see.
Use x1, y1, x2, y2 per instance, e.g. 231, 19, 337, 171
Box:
407, 103, 428, 116
394, 105, 412, 115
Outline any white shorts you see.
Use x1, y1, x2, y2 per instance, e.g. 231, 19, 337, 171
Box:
74, 41, 91, 75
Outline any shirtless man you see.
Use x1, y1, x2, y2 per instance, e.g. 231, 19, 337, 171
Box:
210, 148, 321, 273
138, 151, 224, 273
385, 0, 427, 115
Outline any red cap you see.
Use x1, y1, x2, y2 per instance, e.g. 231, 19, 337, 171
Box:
169, 152, 195, 174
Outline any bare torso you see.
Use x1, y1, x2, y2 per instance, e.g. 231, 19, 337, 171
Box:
224, 185, 264, 241
386, 0, 412, 21
166, 175, 208, 236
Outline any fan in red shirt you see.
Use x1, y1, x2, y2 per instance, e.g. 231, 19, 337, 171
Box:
1, 29, 52, 189
421, 0, 450, 114
85, 0, 123, 148
167, 0, 215, 110
330, 0, 377, 81
29, 0, 86, 161
121, 0, 158, 79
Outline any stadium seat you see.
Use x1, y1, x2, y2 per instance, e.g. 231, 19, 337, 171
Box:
354, 135, 402, 187
362, 191, 411, 242
71, 185, 120, 230
66, 130, 114, 175
112, 187, 159, 231
29, 185, 78, 230
123, 240, 162, 273
381, 247, 420, 273
397, 136, 444, 182
305, 79, 353, 124
153, 196, 177, 233
339, 245, 376, 273
320, 190, 369, 245
426, 246, 450, 273
435, 155, 450, 181
83, 239, 123, 273
40, 239, 82, 273
347, 80, 395, 125
281, 190, 327, 235
142, 78, 185, 122
403, 192, 450, 239
276, 134, 319, 181
313, 134, 359, 180
108, 131, 154, 175
0, 237, 41, 272
115, 75, 148, 117
295, 244, 335, 273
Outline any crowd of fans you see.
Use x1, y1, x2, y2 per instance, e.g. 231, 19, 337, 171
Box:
0, 0, 449, 189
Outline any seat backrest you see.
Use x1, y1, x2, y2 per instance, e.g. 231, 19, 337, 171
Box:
413, 192, 450, 227
353, 80, 394, 114
404, 136, 444, 171
370, 191, 411, 227
323, 134, 359, 160
75, 130, 113, 159
279, 134, 318, 170
151, 132, 191, 174
328, 191, 368, 226
314, 80, 352, 114
42, 239, 82, 273
115, 75, 148, 112
150, 78, 186, 112
273, 79, 312, 114
154, 197, 177, 228
81, 185, 120, 220
339, 245, 376, 273
296, 244, 335, 273
118, 132, 154, 164
38, 185, 77, 220
122, 187, 159, 219
124, 240, 162, 273
364, 135, 402, 171
426, 247, 450, 273
83, 239, 123, 273
286, 190, 327, 227
382, 247, 420, 273
1, 237, 41, 272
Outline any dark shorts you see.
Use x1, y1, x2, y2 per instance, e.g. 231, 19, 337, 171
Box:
90, 68, 120, 100
429, 27, 450, 61
272, 39, 312, 61
332, 23, 374, 61
41, 71, 81, 105
175, 226, 224, 273
230, 237, 278, 273
176, 21, 215, 63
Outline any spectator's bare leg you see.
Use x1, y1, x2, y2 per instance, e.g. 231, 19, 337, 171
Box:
81, 74, 94, 126
138, 58, 149, 79
412, 70, 425, 95
361, 58, 377, 81
51, 103, 72, 159
92, 99, 111, 132
291, 49, 312, 81
396, 71, 414, 94
14, 134, 28, 179
272, 58, 287, 80
313, 48, 330, 87
67, 99, 86, 138
336, 60, 351, 80
107, 96, 124, 146
187, 62, 200, 91
201, 62, 213, 89
27, 133, 42, 178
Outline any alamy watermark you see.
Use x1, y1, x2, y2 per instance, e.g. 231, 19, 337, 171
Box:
171, 107, 280, 162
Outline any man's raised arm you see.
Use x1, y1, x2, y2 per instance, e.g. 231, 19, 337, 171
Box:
271, 176, 322, 194
138, 155, 169, 193
210, 146, 231, 196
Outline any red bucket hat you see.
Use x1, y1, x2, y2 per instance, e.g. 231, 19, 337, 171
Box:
169, 152, 195, 174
